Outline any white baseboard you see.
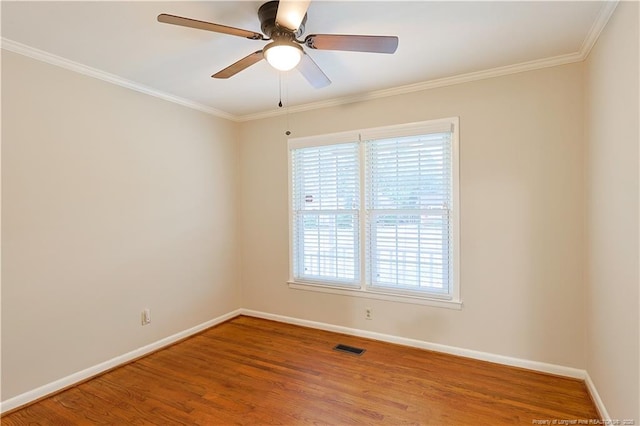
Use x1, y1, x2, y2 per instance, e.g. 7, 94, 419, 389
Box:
0, 309, 242, 414
584, 372, 610, 420
2, 308, 608, 418
240, 309, 587, 380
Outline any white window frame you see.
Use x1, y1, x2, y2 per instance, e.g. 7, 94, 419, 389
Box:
288, 118, 461, 309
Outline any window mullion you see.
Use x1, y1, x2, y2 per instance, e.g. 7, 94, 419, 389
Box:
359, 137, 367, 290
394, 144, 400, 288
417, 148, 422, 288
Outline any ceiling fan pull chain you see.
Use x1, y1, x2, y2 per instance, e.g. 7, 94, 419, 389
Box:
276, 71, 291, 136
278, 72, 283, 108
285, 73, 291, 136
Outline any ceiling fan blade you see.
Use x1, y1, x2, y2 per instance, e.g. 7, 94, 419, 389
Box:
212, 51, 264, 79
304, 34, 398, 54
275, 0, 310, 31
158, 14, 264, 40
297, 53, 331, 89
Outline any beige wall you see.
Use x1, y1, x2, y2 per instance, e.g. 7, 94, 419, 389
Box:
239, 63, 587, 368
584, 1, 639, 420
1, 51, 240, 399
3, 3, 638, 415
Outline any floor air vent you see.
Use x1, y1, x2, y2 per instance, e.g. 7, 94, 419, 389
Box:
333, 344, 366, 356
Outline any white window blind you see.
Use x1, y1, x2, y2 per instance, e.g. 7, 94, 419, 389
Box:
365, 132, 453, 296
289, 118, 459, 305
291, 142, 360, 285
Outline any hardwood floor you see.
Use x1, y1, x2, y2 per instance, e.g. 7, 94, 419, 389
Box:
3, 316, 599, 425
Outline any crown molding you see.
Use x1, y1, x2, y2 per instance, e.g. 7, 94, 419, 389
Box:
238, 51, 585, 122
578, 0, 619, 60
2, 0, 618, 123
237, 0, 619, 122
1, 38, 237, 122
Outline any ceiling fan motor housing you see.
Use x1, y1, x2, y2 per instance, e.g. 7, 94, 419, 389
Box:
258, 1, 307, 39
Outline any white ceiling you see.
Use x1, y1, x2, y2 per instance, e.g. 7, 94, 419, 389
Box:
1, 1, 611, 120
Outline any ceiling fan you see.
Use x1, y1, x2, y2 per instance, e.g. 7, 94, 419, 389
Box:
157, 0, 399, 89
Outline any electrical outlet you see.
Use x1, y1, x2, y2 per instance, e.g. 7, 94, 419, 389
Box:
365, 307, 373, 320
141, 308, 151, 326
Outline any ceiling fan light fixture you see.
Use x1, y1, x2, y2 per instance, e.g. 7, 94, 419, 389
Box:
263, 41, 303, 71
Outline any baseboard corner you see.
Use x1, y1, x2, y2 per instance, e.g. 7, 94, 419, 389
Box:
584, 372, 610, 420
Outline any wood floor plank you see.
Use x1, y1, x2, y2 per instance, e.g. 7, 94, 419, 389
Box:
2, 316, 599, 425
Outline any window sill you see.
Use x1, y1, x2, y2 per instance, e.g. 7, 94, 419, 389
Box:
287, 281, 463, 310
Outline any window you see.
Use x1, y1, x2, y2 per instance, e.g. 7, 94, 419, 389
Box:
291, 142, 360, 286
288, 118, 460, 308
